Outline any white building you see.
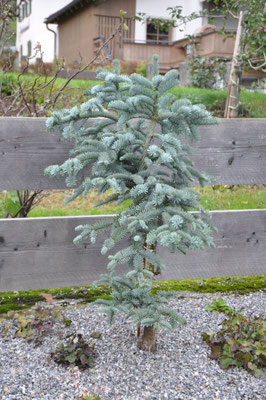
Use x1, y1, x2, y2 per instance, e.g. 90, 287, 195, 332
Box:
16, 0, 237, 66
134, 0, 203, 43
16, 0, 70, 63
17, 0, 209, 64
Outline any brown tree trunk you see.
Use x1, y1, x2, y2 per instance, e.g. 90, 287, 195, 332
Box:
137, 325, 156, 352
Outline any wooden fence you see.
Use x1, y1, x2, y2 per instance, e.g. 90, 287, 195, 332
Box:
0, 117, 265, 291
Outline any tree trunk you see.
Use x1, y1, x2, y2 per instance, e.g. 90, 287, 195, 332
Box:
137, 325, 156, 352
143, 241, 161, 275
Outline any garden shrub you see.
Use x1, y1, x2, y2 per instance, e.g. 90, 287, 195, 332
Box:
51, 332, 96, 370
188, 55, 228, 89
0, 307, 68, 345
203, 299, 266, 379
0, 71, 18, 95
135, 61, 146, 76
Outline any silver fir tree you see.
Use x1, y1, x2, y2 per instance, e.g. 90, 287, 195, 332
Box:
45, 55, 217, 352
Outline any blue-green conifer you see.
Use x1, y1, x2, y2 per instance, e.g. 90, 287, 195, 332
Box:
45, 56, 217, 352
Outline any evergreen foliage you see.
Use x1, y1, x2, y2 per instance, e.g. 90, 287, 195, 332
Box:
45, 56, 217, 348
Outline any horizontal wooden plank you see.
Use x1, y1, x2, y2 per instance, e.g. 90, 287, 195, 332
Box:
0, 117, 265, 190
0, 209, 265, 291
191, 119, 266, 185
0, 117, 71, 190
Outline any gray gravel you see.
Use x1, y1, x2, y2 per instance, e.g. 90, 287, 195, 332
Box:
0, 291, 265, 400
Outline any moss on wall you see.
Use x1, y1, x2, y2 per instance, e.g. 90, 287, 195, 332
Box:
0, 275, 265, 315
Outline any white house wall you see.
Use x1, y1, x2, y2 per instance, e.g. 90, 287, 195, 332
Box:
16, 0, 70, 63
135, 0, 203, 43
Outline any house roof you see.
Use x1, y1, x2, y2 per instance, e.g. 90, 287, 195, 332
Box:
45, 0, 95, 24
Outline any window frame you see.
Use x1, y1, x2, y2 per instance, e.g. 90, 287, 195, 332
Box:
146, 19, 171, 45
19, 0, 32, 22
27, 40, 32, 57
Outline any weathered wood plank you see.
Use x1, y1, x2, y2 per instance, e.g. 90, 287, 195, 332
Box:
0, 117, 70, 190
0, 117, 265, 190
0, 210, 265, 291
191, 119, 266, 185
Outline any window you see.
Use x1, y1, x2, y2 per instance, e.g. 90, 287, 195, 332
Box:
28, 0, 32, 16
22, 3, 27, 19
27, 40, 32, 56
146, 20, 170, 45
20, 44, 26, 61
19, 0, 32, 22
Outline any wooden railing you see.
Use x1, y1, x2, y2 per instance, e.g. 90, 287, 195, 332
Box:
123, 42, 172, 67
123, 32, 236, 70
95, 15, 135, 60
95, 15, 134, 42
0, 118, 265, 291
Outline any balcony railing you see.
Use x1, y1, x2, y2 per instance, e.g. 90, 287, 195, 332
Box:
94, 17, 236, 69
95, 15, 135, 41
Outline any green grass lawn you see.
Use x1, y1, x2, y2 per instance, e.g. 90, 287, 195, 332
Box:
169, 86, 266, 118
1, 71, 97, 96
197, 185, 266, 211
28, 202, 131, 217
0, 71, 98, 113
5, 185, 264, 219
2, 71, 266, 118
25, 185, 266, 218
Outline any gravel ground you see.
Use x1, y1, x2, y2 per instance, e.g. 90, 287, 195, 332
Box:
0, 291, 265, 400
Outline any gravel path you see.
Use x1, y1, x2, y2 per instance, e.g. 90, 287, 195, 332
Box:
0, 291, 265, 400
